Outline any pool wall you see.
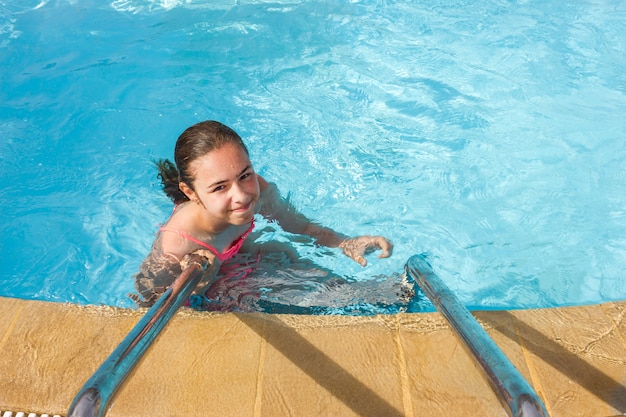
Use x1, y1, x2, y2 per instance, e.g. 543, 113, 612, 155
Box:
1, 296, 625, 416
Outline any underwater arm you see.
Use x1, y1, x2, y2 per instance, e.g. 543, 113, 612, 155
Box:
132, 249, 217, 307
299, 221, 393, 266
256, 175, 393, 266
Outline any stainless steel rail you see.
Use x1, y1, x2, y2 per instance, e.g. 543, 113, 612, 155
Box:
67, 254, 209, 417
405, 254, 549, 417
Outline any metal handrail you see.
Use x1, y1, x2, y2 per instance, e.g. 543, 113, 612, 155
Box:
405, 254, 549, 417
67, 254, 209, 417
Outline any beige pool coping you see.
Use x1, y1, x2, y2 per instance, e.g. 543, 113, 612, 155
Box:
1, 296, 625, 417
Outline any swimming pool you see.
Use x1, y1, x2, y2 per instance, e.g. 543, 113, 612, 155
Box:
1, 0, 625, 313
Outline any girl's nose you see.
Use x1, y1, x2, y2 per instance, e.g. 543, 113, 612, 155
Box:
230, 182, 247, 201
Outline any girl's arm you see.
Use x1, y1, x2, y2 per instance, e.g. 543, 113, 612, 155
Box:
256, 175, 393, 266
132, 235, 218, 307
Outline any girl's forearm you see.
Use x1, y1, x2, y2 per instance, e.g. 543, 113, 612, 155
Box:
302, 223, 348, 248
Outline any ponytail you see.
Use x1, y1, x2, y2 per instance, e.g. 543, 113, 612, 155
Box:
154, 159, 189, 204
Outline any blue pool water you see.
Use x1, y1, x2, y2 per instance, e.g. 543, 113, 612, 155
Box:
1, 0, 625, 313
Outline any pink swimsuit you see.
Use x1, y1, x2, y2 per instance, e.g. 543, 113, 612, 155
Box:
159, 220, 255, 262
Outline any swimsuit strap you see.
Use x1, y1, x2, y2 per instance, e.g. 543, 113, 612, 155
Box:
159, 220, 255, 262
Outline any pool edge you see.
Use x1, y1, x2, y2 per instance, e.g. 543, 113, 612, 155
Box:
1, 296, 625, 416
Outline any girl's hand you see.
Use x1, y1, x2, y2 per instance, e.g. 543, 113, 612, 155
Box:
180, 249, 215, 270
339, 236, 393, 267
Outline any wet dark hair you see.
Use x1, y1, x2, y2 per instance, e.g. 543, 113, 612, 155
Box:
155, 120, 249, 204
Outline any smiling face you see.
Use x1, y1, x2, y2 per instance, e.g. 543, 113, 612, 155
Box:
181, 142, 260, 231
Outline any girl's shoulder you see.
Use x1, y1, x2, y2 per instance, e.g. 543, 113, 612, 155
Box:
257, 174, 270, 191
157, 228, 198, 261
257, 174, 279, 200
157, 203, 201, 258
255, 177, 281, 215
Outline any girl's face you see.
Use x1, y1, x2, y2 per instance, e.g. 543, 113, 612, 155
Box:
185, 142, 259, 230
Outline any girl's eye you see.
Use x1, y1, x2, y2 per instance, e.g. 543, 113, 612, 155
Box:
212, 185, 226, 193
240, 172, 252, 180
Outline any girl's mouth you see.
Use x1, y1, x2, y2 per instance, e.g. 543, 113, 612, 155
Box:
231, 202, 253, 213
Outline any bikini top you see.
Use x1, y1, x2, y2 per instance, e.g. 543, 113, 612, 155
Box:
159, 220, 255, 262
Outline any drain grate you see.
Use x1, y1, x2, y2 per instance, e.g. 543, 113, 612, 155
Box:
0, 411, 62, 417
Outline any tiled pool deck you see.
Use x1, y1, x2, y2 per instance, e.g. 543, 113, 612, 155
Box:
1, 296, 625, 416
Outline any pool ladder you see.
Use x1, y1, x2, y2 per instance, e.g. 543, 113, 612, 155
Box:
66, 254, 209, 417
66, 253, 547, 417
405, 255, 549, 417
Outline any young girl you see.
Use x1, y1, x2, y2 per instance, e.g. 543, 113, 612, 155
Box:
131, 120, 394, 308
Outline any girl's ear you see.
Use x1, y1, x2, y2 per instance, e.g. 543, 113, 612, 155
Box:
179, 182, 197, 202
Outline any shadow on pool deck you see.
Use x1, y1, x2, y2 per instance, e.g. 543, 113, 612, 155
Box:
496, 310, 626, 413
0, 296, 625, 417
237, 313, 404, 417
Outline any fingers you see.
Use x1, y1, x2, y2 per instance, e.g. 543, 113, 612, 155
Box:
339, 236, 393, 267
339, 239, 366, 266
372, 236, 393, 259
181, 249, 215, 270
193, 249, 214, 259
